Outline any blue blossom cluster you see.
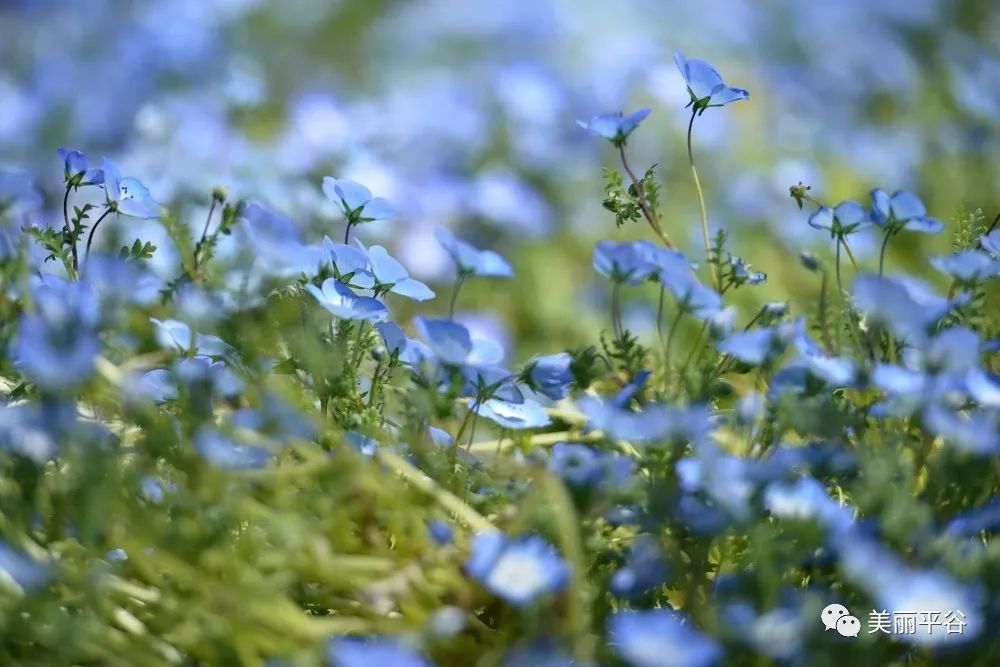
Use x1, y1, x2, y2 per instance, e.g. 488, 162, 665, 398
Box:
0, 4, 998, 667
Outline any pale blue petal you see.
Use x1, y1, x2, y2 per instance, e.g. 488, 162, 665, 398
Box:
368, 245, 410, 284
391, 277, 435, 301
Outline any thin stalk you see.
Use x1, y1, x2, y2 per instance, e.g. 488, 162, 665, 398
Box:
834, 235, 843, 295
663, 309, 684, 390
375, 449, 494, 533
448, 275, 466, 319
687, 110, 718, 290
656, 285, 665, 344
62, 185, 79, 274
610, 282, 623, 342
83, 207, 115, 268
878, 229, 894, 277
818, 270, 834, 354
343, 220, 354, 244
618, 145, 675, 249
839, 236, 860, 272
192, 198, 217, 272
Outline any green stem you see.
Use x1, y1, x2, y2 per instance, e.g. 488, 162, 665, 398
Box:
83, 207, 115, 269
448, 275, 466, 319
835, 234, 843, 295
62, 186, 79, 275
192, 198, 217, 272
663, 308, 684, 390
376, 449, 494, 533
618, 144, 675, 248
878, 229, 894, 277
687, 110, 718, 290
839, 236, 859, 272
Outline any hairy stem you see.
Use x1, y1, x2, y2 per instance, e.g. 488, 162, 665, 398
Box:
618, 145, 675, 249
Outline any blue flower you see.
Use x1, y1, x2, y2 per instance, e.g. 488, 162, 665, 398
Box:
870, 189, 944, 234
323, 237, 375, 289
413, 317, 473, 365
150, 318, 234, 357
852, 275, 963, 345
0, 168, 43, 215
465, 532, 569, 607
240, 203, 325, 278
427, 520, 454, 545
0, 541, 50, 592
194, 428, 271, 470
675, 51, 749, 110
981, 229, 1000, 256
593, 240, 655, 285
12, 278, 101, 392
727, 255, 767, 286
762, 476, 854, 534
474, 398, 551, 429
364, 243, 435, 301
661, 271, 723, 319
931, 250, 1000, 283
608, 608, 722, 667
100, 158, 160, 218
57, 148, 103, 186
375, 321, 408, 356
580, 398, 713, 446
717, 328, 780, 365
807, 201, 871, 237
610, 535, 669, 599
322, 177, 396, 224
524, 352, 573, 400
576, 108, 651, 145
306, 279, 389, 322
326, 637, 430, 667
943, 497, 1000, 537
436, 228, 513, 278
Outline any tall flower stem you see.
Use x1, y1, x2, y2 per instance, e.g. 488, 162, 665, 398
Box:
878, 229, 895, 277
839, 236, 859, 272
343, 221, 354, 244
83, 207, 115, 268
448, 275, 467, 319
687, 110, 718, 291
618, 145, 675, 249
62, 185, 79, 274
834, 234, 844, 295
192, 199, 218, 273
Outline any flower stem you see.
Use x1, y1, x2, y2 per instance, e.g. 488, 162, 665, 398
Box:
839, 236, 860, 272
192, 199, 217, 272
687, 110, 718, 292
835, 234, 843, 295
878, 229, 894, 277
83, 207, 115, 269
344, 220, 354, 244
618, 145, 675, 249
448, 275, 466, 319
62, 185, 79, 275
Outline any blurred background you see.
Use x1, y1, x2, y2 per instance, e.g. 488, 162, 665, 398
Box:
2, 0, 998, 359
